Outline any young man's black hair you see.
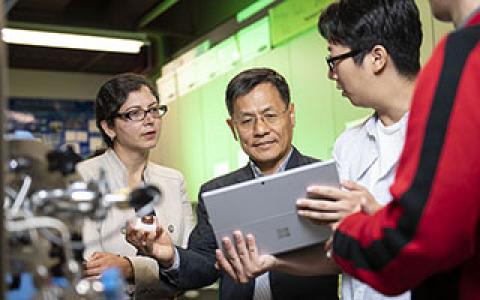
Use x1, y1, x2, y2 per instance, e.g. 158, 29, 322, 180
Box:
318, 0, 422, 78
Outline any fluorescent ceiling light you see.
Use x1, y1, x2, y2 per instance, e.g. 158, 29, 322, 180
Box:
1, 28, 145, 54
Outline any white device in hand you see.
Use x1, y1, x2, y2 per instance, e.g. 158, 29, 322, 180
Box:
134, 215, 157, 232
130, 185, 161, 232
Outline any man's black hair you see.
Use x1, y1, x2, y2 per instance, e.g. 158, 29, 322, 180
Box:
318, 0, 422, 78
225, 68, 290, 116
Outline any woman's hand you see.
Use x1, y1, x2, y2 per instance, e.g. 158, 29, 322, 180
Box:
83, 252, 133, 280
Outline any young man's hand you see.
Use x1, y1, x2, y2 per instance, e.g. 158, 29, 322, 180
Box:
297, 180, 381, 230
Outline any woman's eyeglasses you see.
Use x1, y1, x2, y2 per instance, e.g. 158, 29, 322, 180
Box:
115, 105, 168, 121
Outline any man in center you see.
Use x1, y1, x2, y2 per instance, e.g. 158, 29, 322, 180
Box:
127, 67, 339, 299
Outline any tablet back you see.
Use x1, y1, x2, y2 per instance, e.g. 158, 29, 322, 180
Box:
203, 160, 339, 255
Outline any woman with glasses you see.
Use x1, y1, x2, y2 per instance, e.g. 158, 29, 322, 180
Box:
77, 73, 194, 299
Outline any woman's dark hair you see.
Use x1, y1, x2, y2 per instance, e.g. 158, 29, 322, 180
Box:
95, 73, 159, 148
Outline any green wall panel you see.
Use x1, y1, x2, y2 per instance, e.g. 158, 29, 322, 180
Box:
270, 0, 334, 46
151, 99, 184, 179
178, 90, 207, 202
415, 0, 453, 66
252, 42, 291, 79
288, 28, 337, 160
415, 0, 434, 66
200, 73, 239, 180
237, 16, 271, 63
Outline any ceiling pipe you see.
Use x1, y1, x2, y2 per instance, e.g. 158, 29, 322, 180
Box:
137, 0, 179, 28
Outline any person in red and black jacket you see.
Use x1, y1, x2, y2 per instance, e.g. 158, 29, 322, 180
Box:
328, 0, 480, 299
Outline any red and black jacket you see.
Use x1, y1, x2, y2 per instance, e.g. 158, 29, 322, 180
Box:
332, 11, 480, 300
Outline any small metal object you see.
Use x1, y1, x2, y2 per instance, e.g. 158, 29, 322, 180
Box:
168, 224, 174, 233
141, 215, 155, 225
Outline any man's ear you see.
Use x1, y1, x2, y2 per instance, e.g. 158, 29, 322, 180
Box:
370, 45, 388, 74
100, 120, 116, 141
289, 103, 295, 127
226, 118, 238, 141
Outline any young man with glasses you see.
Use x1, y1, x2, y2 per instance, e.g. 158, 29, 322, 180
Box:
126, 68, 339, 299
78, 73, 194, 299
216, 1, 421, 300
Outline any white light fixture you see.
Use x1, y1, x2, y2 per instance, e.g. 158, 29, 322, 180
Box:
1, 28, 145, 54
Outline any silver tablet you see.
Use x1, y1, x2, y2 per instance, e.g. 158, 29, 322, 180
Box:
203, 160, 339, 255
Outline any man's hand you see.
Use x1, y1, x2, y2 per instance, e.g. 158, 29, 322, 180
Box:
83, 252, 133, 280
297, 180, 381, 230
125, 219, 175, 268
215, 231, 276, 284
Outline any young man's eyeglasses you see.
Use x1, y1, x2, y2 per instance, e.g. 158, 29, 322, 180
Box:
115, 105, 168, 121
326, 49, 361, 72
234, 107, 289, 131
